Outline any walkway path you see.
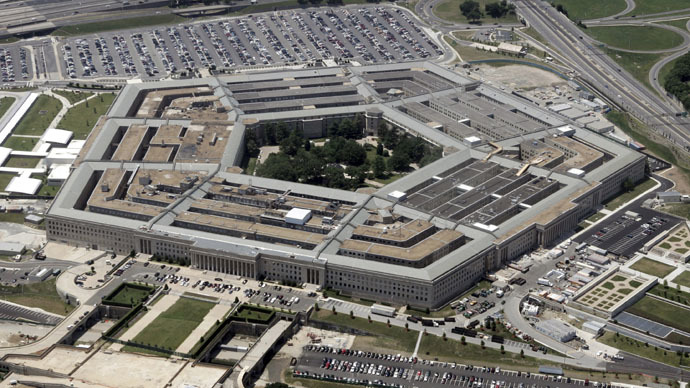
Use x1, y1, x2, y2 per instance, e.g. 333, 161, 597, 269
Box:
176, 303, 231, 354
43, 90, 71, 130
318, 297, 605, 370
412, 330, 423, 358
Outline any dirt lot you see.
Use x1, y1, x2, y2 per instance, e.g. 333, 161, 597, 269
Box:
72, 350, 183, 388
660, 166, 690, 194
169, 362, 227, 388
5, 346, 90, 374
0, 321, 51, 347
473, 64, 566, 90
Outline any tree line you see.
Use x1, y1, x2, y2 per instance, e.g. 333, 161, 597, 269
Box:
459, 0, 515, 23
664, 52, 690, 112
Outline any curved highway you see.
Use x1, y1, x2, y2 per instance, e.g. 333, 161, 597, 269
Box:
513, 0, 690, 156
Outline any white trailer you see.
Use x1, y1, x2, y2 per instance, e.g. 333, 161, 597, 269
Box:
370, 304, 396, 317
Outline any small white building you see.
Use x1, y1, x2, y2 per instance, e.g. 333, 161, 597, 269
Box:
285, 208, 312, 225
44, 147, 80, 168
48, 164, 71, 186
387, 190, 407, 202
5, 176, 41, 195
463, 136, 482, 147
497, 42, 527, 56
42, 128, 73, 147
556, 125, 576, 137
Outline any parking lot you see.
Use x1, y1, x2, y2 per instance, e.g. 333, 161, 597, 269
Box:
0, 45, 31, 83
56, 6, 441, 80
122, 260, 316, 313
575, 208, 680, 257
295, 346, 617, 388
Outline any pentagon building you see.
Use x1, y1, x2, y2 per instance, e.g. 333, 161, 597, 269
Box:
46, 61, 645, 308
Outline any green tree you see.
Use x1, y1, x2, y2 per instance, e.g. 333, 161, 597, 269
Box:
373, 155, 387, 178
387, 152, 410, 172
460, 0, 483, 22
622, 178, 635, 192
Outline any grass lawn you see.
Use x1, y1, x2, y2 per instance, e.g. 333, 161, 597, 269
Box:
659, 56, 682, 89
605, 111, 690, 183
322, 288, 376, 307
314, 309, 418, 353
52, 13, 185, 36
554, 0, 627, 20
418, 334, 557, 371
373, 173, 404, 185
234, 305, 274, 322
433, 0, 517, 25
104, 284, 153, 306
30, 174, 61, 197
127, 297, 214, 352
648, 283, 690, 304
629, 257, 675, 278
658, 18, 690, 32
0, 172, 16, 192
0, 97, 15, 120
2, 136, 37, 151
520, 27, 550, 47
244, 157, 257, 175
661, 203, 690, 220
587, 25, 684, 51
599, 331, 690, 367
53, 89, 93, 105
0, 212, 25, 224
586, 212, 606, 223
13, 94, 62, 136
603, 177, 656, 210
3, 156, 39, 168
626, 0, 690, 17
626, 295, 690, 333
603, 49, 668, 94
57, 93, 116, 140
673, 271, 690, 287
660, 242, 672, 249
0, 279, 75, 315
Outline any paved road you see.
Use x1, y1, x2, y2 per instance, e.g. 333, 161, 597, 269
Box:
513, 0, 690, 157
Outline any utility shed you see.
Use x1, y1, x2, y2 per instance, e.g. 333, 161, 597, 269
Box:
0, 241, 24, 255
24, 214, 44, 224
535, 319, 575, 342
285, 208, 312, 225
387, 190, 407, 202
582, 321, 606, 336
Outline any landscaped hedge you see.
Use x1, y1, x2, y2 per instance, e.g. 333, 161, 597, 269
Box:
103, 303, 144, 338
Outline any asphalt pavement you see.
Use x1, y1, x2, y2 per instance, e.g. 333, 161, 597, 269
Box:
297, 347, 611, 388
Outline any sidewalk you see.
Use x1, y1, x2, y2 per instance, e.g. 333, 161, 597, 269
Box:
318, 297, 606, 371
